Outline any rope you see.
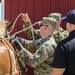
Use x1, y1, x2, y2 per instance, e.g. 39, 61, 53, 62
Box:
3, 13, 25, 38
9, 13, 25, 33
1, 13, 40, 40
9, 21, 39, 40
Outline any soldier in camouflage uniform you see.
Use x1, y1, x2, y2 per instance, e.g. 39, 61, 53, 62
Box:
12, 17, 57, 75
49, 13, 69, 43
22, 13, 69, 43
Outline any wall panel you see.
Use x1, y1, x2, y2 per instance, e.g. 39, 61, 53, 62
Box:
5, 0, 11, 21
33, 0, 42, 22
59, 0, 68, 29
10, 0, 19, 34
59, 0, 68, 16
42, 0, 51, 17
27, 0, 34, 23
18, 0, 26, 38
51, 0, 59, 12
68, 0, 75, 11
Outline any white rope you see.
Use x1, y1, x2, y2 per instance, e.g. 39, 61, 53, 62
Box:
9, 13, 25, 33
9, 21, 39, 40
1, 13, 40, 40
3, 13, 25, 38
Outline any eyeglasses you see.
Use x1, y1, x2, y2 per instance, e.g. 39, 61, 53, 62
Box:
40, 24, 48, 27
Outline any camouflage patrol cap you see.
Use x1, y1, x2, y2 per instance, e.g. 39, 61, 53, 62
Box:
39, 17, 57, 26
48, 13, 61, 21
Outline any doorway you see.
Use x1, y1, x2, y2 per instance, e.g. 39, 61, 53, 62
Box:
0, 0, 4, 20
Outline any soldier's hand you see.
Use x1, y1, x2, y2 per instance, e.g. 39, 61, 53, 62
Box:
22, 13, 30, 22
9, 35, 15, 42
12, 39, 23, 52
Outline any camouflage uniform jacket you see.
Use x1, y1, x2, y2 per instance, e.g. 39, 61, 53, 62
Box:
23, 22, 68, 43
18, 35, 57, 75
53, 27, 69, 43
16, 37, 37, 53
23, 22, 41, 39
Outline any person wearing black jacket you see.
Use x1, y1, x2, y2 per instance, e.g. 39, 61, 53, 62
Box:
51, 10, 75, 75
